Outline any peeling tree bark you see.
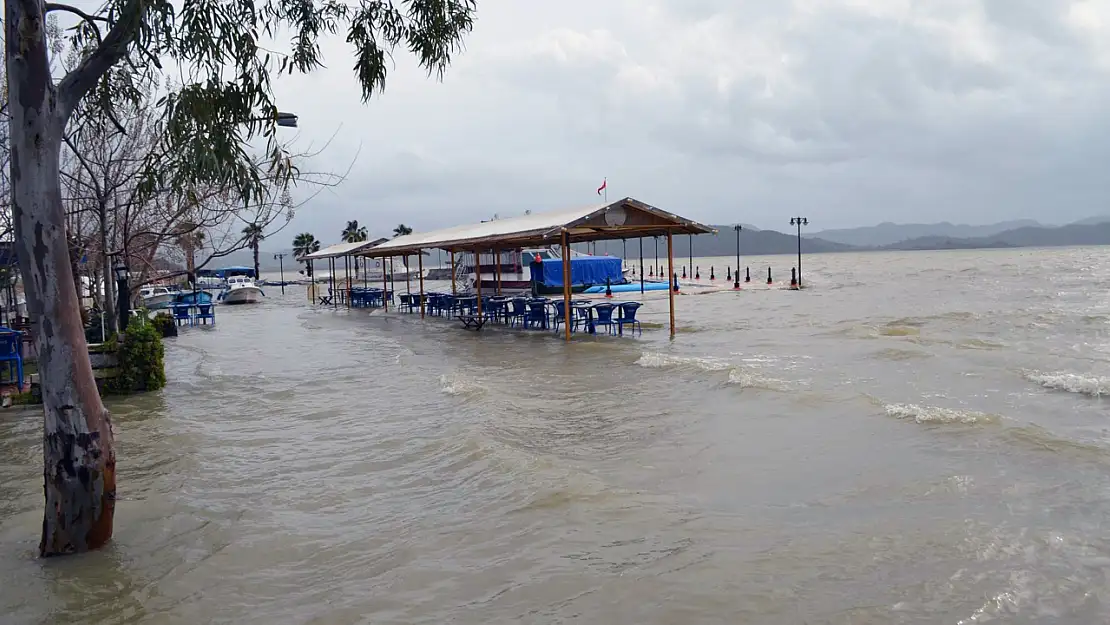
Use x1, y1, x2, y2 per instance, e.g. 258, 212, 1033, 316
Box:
7, 0, 116, 557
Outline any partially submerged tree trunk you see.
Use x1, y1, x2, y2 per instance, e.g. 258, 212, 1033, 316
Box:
7, 0, 116, 557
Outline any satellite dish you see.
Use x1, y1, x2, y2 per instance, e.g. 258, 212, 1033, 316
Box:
603, 206, 627, 226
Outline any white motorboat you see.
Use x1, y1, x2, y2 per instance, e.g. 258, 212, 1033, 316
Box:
139, 285, 180, 309
217, 275, 265, 305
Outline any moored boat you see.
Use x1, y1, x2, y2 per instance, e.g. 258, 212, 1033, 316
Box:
139, 285, 181, 309
218, 275, 265, 304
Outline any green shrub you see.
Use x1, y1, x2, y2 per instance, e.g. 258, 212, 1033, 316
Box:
151, 312, 178, 338
106, 317, 166, 393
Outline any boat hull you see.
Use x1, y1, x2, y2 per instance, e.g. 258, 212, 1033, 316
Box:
219, 287, 264, 304
142, 293, 178, 310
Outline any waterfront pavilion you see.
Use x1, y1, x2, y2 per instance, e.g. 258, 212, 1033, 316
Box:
359, 197, 715, 340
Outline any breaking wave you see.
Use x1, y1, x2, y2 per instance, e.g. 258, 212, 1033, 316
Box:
1023, 371, 1110, 398
635, 352, 732, 372
636, 351, 792, 391
884, 403, 1000, 425
439, 373, 487, 398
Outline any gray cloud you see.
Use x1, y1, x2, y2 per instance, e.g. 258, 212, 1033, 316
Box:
266, 0, 1110, 247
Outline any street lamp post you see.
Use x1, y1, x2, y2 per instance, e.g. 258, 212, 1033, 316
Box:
274, 253, 287, 294
789, 217, 808, 288
733, 224, 742, 290
113, 261, 130, 331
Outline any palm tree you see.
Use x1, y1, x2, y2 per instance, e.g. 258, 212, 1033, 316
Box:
292, 232, 320, 277
339, 221, 368, 277
342, 220, 368, 243
242, 223, 264, 279
392, 224, 414, 280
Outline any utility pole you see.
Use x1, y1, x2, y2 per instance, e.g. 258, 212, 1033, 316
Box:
273, 253, 287, 294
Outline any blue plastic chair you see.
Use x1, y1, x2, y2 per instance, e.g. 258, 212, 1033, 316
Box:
552, 301, 581, 334
195, 303, 215, 325
525, 300, 548, 330
615, 302, 642, 336
173, 304, 193, 326
592, 303, 617, 335
508, 298, 528, 327
0, 331, 23, 388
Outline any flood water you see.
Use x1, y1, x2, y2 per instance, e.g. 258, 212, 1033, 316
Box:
3, 247, 1110, 624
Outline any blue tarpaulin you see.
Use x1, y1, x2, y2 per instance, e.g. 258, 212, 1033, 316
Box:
530, 257, 623, 288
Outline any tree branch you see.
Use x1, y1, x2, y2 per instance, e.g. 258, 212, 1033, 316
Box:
55, 0, 146, 123
44, 3, 108, 22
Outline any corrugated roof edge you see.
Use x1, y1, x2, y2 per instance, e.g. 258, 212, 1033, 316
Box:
362, 197, 716, 256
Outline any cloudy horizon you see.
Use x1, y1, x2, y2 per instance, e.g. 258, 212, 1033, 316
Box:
265, 0, 1110, 247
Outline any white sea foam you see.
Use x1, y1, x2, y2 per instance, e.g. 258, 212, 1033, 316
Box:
726, 369, 793, 392
884, 403, 999, 425
637, 351, 792, 391
439, 373, 486, 397
1023, 371, 1110, 398
635, 352, 732, 372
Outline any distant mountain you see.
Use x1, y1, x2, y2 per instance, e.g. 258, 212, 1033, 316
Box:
882, 237, 1017, 251
812, 220, 1043, 247
1068, 216, 1110, 226
883, 221, 1110, 251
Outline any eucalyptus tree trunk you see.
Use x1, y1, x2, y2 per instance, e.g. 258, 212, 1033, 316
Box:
7, 0, 116, 556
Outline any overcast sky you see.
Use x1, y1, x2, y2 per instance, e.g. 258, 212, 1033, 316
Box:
267, 0, 1110, 248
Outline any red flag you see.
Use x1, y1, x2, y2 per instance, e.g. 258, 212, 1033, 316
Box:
597, 178, 607, 195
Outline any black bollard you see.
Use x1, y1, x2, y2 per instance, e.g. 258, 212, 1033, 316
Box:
767, 266, 772, 285
673, 273, 680, 292
695, 266, 700, 280
605, 277, 613, 298
727, 267, 732, 281
682, 267, 687, 279
649, 266, 654, 277
745, 267, 751, 283
790, 267, 797, 287
710, 266, 715, 281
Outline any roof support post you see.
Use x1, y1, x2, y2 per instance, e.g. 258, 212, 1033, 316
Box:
383, 257, 389, 311
494, 247, 502, 295
475, 248, 483, 321
667, 232, 676, 338
418, 252, 425, 319
330, 257, 337, 309
450, 251, 457, 295
562, 230, 572, 342
639, 237, 644, 294
345, 255, 352, 308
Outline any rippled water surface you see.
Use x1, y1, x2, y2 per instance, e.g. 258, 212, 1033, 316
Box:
4, 247, 1110, 624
